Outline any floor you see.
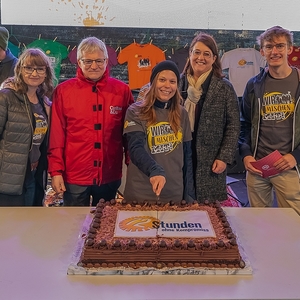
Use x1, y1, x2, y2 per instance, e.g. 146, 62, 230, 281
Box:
226, 149, 250, 207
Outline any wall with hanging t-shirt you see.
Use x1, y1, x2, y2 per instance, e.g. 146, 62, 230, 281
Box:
1, 1, 300, 93
117, 42, 166, 90
6, 24, 300, 91
221, 48, 267, 98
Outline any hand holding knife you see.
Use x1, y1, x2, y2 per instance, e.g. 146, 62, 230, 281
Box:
149, 175, 166, 201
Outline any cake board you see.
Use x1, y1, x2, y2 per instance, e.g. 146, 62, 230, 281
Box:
67, 212, 253, 276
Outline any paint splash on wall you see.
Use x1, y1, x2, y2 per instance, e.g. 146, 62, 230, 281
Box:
49, 0, 115, 26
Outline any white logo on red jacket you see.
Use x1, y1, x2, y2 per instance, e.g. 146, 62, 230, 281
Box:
110, 106, 122, 114
109, 106, 122, 115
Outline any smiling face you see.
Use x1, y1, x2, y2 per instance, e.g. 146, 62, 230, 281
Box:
21, 59, 47, 90
78, 49, 108, 81
154, 70, 178, 102
189, 42, 216, 79
260, 35, 292, 70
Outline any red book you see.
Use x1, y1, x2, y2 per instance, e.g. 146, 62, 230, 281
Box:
250, 150, 283, 178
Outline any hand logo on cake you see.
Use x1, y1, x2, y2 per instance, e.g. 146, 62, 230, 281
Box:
119, 216, 160, 232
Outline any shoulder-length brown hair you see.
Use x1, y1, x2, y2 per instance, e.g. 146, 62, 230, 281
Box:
183, 32, 224, 79
137, 73, 182, 134
13, 48, 56, 97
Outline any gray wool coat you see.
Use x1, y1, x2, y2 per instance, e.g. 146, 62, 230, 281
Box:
181, 74, 240, 202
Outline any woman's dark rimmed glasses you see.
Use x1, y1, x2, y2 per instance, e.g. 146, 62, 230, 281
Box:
23, 66, 47, 75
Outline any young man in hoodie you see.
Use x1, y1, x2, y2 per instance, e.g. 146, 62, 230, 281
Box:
239, 26, 300, 215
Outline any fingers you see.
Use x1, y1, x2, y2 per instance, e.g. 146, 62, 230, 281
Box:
150, 175, 166, 196
212, 159, 226, 174
51, 175, 66, 193
274, 154, 296, 171
243, 155, 263, 176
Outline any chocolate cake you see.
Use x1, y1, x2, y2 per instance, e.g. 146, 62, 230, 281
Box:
78, 199, 246, 270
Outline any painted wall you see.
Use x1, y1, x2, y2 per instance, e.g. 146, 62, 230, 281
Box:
1, 0, 300, 88
2, 0, 300, 31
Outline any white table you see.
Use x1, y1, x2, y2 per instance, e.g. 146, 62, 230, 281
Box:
0, 207, 300, 300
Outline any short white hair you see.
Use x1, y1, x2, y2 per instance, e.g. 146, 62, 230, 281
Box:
77, 36, 108, 60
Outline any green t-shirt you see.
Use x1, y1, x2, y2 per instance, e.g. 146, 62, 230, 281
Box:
27, 39, 68, 85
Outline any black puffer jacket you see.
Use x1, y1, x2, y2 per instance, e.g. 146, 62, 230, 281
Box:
0, 88, 49, 203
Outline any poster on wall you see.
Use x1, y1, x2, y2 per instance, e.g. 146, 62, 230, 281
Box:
1, 0, 300, 30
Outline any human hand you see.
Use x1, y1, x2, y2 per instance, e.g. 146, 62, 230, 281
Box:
51, 175, 66, 193
273, 153, 296, 171
243, 155, 262, 176
212, 159, 227, 174
150, 175, 166, 196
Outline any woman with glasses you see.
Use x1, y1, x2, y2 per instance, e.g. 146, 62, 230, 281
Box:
239, 26, 300, 215
180, 32, 240, 203
0, 48, 55, 206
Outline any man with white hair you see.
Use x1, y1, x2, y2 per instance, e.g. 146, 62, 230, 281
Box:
48, 37, 134, 206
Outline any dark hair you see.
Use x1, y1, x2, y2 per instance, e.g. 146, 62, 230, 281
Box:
257, 26, 293, 48
137, 73, 182, 134
13, 48, 56, 97
183, 32, 223, 79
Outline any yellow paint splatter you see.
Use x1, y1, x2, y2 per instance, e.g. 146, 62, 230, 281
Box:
50, 0, 113, 26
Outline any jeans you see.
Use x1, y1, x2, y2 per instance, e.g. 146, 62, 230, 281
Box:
63, 179, 121, 206
24, 170, 36, 206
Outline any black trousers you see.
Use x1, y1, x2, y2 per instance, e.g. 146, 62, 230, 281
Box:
0, 194, 25, 206
63, 179, 121, 206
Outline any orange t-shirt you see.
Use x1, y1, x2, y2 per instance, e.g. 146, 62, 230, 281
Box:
118, 43, 165, 89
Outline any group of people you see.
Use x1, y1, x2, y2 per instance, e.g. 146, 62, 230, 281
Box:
0, 25, 299, 215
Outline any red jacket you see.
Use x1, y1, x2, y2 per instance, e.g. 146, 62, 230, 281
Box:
48, 68, 134, 185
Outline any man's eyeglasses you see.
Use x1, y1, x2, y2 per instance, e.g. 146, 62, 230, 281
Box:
80, 58, 106, 67
23, 66, 46, 75
191, 49, 212, 59
263, 43, 287, 53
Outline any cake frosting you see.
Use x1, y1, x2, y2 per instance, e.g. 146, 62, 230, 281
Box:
78, 199, 245, 270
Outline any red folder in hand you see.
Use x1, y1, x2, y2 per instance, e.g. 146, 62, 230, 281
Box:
250, 150, 283, 178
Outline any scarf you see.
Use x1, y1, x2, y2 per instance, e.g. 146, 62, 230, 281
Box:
184, 69, 212, 131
